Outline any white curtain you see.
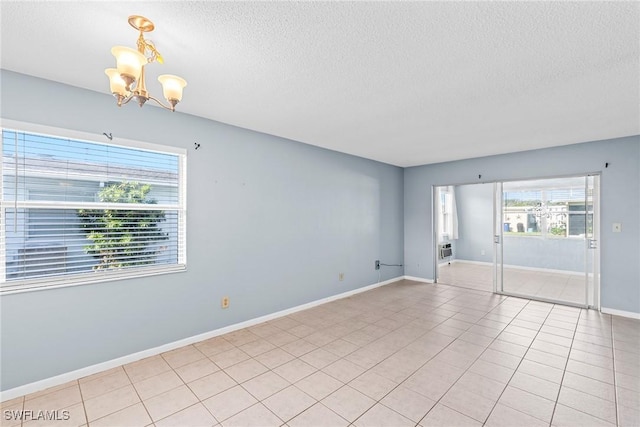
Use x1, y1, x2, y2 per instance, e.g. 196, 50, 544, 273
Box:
436, 187, 444, 243
436, 186, 459, 243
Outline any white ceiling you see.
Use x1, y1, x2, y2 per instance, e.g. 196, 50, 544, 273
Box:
1, 1, 638, 167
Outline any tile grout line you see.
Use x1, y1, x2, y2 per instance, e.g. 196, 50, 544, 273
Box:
235, 363, 304, 425
206, 321, 325, 424
20, 390, 25, 427
547, 306, 582, 427
120, 363, 155, 427
82, 366, 162, 425
196, 307, 382, 425
197, 327, 296, 423
347, 303, 461, 424
174, 348, 228, 426
610, 317, 620, 427
269, 310, 379, 425
479, 300, 562, 426
317, 284, 475, 426
170, 371, 222, 427
437, 298, 529, 425
200, 349, 278, 425
75, 379, 90, 427
301, 284, 490, 426
193, 340, 292, 426
550, 310, 623, 426
402, 293, 535, 426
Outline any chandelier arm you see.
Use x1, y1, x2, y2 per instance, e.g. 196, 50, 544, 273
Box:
120, 94, 135, 106
148, 95, 176, 112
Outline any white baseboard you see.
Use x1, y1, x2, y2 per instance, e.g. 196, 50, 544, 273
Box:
448, 259, 492, 266
448, 259, 583, 276
502, 263, 583, 276
403, 275, 435, 284
1, 276, 403, 402
601, 307, 640, 320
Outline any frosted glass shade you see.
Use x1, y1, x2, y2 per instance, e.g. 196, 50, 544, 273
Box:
158, 75, 187, 101
104, 68, 127, 96
111, 46, 146, 80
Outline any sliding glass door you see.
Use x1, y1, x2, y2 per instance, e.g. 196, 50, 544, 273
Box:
585, 175, 600, 308
494, 175, 599, 308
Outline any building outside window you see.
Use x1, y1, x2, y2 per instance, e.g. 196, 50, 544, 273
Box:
503, 187, 591, 238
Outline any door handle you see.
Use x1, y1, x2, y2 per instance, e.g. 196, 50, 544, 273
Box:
589, 239, 597, 249
494, 235, 501, 244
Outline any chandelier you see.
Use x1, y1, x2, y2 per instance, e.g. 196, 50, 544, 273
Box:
105, 15, 187, 111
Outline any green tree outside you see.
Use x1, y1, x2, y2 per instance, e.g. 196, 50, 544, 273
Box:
77, 182, 168, 270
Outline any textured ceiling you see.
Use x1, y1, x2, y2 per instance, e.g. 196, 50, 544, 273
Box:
1, 1, 638, 167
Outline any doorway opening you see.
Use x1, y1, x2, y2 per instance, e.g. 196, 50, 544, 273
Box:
434, 183, 494, 293
434, 174, 600, 309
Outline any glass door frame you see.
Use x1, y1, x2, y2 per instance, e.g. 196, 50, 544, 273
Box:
586, 175, 601, 309
493, 182, 503, 296
492, 174, 601, 309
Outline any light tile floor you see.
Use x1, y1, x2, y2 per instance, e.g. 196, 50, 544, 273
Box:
437, 262, 494, 292
2, 280, 639, 426
438, 262, 587, 305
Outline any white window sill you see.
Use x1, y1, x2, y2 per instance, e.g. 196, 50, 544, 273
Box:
0, 265, 187, 295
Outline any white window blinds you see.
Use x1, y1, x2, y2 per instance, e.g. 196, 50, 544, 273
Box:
1, 128, 186, 293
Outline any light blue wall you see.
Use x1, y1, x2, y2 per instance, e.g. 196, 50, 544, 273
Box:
0, 71, 404, 390
503, 236, 585, 272
405, 137, 640, 314
452, 183, 493, 263
454, 183, 589, 272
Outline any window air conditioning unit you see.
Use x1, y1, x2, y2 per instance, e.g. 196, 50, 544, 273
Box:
439, 243, 452, 259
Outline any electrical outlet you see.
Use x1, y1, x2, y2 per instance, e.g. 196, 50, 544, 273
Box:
375, 260, 380, 270
339, 273, 344, 281
221, 296, 230, 309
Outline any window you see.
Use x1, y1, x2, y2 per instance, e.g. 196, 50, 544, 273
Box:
440, 191, 452, 236
567, 202, 593, 237
437, 186, 458, 242
503, 184, 589, 238
1, 126, 186, 293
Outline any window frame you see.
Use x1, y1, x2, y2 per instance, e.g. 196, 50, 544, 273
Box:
0, 120, 187, 294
